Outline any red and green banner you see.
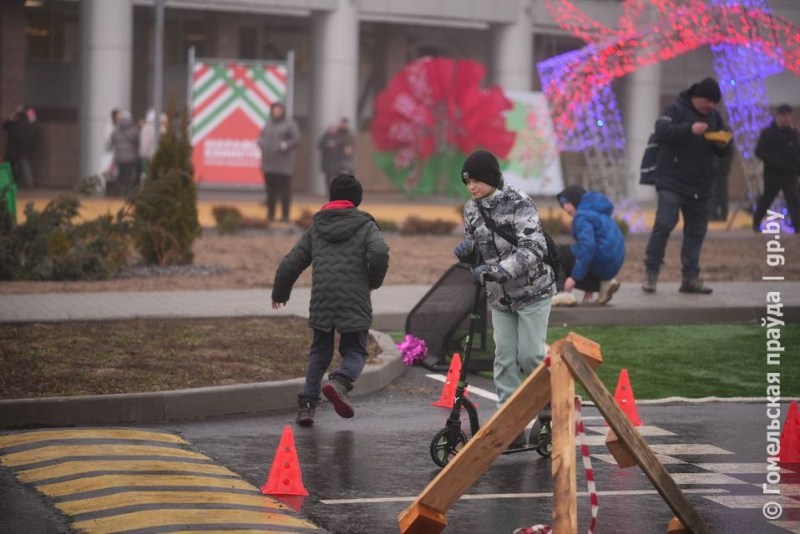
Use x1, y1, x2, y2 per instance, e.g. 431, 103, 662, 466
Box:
190, 61, 289, 187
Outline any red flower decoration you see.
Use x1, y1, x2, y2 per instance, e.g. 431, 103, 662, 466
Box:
371, 57, 515, 195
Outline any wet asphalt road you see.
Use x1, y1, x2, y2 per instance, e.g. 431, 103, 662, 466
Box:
1, 364, 798, 533
138, 366, 799, 534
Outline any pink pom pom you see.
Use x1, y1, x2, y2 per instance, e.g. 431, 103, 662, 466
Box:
396, 334, 428, 366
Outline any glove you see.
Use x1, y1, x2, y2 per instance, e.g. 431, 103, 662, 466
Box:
453, 239, 474, 261
471, 264, 509, 285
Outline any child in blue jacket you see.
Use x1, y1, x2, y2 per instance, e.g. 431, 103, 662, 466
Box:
554, 186, 626, 306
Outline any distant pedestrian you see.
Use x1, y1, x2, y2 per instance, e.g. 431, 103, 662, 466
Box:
271, 174, 390, 427
139, 109, 168, 176
642, 77, 732, 295
552, 185, 625, 306
97, 109, 120, 191
318, 118, 355, 190
111, 110, 140, 196
257, 102, 300, 222
2, 105, 40, 189
753, 104, 800, 231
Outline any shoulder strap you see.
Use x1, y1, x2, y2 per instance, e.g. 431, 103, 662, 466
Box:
474, 202, 517, 247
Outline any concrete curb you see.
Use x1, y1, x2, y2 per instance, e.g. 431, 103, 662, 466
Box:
0, 330, 405, 429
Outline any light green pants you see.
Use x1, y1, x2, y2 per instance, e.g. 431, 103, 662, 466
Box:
491, 297, 552, 406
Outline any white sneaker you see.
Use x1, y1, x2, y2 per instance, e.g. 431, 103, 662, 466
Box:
597, 278, 621, 305
552, 291, 578, 307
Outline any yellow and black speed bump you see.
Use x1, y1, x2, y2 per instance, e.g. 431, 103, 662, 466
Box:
0, 428, 319, 533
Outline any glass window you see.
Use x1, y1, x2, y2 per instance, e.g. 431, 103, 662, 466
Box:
25, 0, 78, 62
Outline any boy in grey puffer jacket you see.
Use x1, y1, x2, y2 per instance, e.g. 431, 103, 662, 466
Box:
453, 150, 555, 448
272, 174, 390, 427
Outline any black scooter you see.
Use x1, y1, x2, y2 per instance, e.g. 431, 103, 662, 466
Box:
429, 268, 552, 468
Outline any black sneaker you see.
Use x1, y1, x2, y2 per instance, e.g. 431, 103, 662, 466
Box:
679, 279, 713, 294
296, 401, 316, 427
322, 379, 354, 419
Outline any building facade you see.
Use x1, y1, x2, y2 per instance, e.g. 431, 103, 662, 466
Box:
1, 0, 799, 200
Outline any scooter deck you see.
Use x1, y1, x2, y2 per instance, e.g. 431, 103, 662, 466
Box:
500, 445, 540, 455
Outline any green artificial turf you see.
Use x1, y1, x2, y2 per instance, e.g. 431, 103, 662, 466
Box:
394, 324, 800, 400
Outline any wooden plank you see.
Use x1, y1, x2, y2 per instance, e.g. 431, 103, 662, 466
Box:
398, 333, 602, 534
605, 428, 637, 468
398, 503, 447, 534
668, 517, 690, 533
561, 343, 709, 534
550, 344, 577, 534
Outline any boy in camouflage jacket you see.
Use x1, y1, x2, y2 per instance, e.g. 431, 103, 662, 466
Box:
453, 150, 556, 448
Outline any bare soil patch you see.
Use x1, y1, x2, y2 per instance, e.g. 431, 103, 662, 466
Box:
0, 317, 381, 399
0, 230, 794, 294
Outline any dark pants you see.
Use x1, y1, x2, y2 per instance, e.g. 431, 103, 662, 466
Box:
556, 244, 602, 293
117, 162, 139, 196
10, 156, 34, 189
645, 189, 709, 281
753, 174, 800, 230
264, 172, 292, 221
299, 329, 369, 403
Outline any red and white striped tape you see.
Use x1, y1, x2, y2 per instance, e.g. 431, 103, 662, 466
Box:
513, 356, 598, 534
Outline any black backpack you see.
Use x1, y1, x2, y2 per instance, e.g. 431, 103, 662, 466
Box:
639, 132, 659, 186
475, 203, 560, 281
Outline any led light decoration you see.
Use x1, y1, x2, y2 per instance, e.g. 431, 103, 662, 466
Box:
538, 0, 800, 201
710, 0, 790, 227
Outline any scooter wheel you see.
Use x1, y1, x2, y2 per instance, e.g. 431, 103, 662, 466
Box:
535, 423, 552, 458
430, 427, 468, 467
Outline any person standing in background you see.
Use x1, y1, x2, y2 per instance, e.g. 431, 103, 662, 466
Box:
642, 77, 732, 295
753, 104, 800, 232
111, 110, 140, 197
2, 105, 40, 189
139, 109, 168, 178
258, 102, 300, 222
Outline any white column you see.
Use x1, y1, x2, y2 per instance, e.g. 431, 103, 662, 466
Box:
625, 62, 661, 201
79, 0, 133, 181
491, 0, 533, 92
309, 1, 359, 196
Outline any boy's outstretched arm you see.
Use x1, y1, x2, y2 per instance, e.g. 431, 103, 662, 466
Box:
365, 223, 390, 290
271, 230, 312, 305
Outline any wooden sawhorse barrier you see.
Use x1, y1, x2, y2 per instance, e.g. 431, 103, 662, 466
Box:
398, 333, 709, 534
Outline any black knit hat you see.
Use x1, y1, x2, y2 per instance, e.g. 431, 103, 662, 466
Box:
557, 185, 586, 208
689, 77, 722, 103
329, 173, 363, 206
777, 104, 794, 114
461, 150, 502, 189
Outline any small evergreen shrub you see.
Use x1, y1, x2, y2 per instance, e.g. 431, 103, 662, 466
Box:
133, 100, 200, 265
212, 206, 242, 235
0, 178, 131, 281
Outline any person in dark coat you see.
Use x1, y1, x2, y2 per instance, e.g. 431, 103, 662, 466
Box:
318, 118, 355, 191
2, 106, 40, 189
110, 111, 140, 196
553, 186, 625, 306
257, 102, 300, 222
272, 174, 390, 427
642, 77, 732, 295
753, 104, 800, 231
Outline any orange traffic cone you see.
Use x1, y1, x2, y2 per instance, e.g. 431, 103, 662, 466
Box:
432, 353, 474, 408
612, 369, 643, 427
261, 426, 308, 496
779, 401, 800, 464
